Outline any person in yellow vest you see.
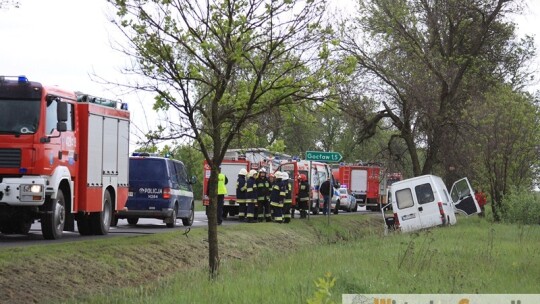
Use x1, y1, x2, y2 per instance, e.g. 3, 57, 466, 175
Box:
217, 166, 228, 225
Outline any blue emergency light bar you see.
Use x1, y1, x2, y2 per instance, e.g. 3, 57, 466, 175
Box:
0, 75, 29, 83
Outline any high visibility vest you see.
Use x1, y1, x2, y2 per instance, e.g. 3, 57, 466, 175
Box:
218, 173, 228, 195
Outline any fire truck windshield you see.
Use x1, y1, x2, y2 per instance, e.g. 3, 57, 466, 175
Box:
0, 99, 40, 135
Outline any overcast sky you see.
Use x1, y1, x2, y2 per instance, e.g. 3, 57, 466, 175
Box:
1, 0, 539, 151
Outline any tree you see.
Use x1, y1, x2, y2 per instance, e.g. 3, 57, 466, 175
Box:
108, 0, 328, 277
337, 0, 533, 176
466, 85, 540, 221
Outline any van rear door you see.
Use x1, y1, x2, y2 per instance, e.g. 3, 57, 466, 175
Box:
450, 178, 480, 215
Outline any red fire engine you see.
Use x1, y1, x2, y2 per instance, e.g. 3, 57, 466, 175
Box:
0, 76, 130, 239
333, 163, 383, 211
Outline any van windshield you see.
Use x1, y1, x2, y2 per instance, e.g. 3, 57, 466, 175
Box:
130, 159, 167, 181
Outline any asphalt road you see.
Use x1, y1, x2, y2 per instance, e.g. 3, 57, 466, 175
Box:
0, 208, 371, 248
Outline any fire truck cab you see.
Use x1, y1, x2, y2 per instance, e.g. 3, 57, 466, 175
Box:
0, 76, 130, 239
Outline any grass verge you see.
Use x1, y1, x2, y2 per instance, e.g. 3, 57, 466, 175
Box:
1, 215, 539, 303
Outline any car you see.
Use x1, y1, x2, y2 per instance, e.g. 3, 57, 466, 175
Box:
334, 187, 358, 212
115, 153, 197, 227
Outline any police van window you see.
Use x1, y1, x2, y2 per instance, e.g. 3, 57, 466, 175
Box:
396, 188, 414, 209
174, 162, 188, 186
415, 183, 435, 204
46, 99, 74, 134
167, 161, 179, 185
129, 159, 167, 181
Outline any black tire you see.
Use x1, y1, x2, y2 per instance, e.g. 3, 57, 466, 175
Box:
91, 191, 112, 235
166, 206, 177, 228
77, 215, 93, 236
182, 203, 194, 226
110, 215, 119, 227
41, 190, 66, 240
127, 217, 139, 225
0, 221, 16, 234
14, 219, 32, 235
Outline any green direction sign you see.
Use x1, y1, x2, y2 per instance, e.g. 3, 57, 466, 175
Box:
305, 151, 343, 163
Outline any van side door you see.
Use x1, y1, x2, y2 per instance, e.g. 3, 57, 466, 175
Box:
450, 177, 480, 215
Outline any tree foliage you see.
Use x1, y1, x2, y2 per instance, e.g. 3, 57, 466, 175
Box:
108, 0, 329, 277
336, 0, 534, 177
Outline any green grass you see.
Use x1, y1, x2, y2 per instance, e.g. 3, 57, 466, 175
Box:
62, 216, 540, 304
1, 214, 538, 303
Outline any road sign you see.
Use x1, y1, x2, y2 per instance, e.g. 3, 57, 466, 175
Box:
305, 151, 343, 163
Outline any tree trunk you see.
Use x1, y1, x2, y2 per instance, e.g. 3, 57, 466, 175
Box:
207, 165, 219, 278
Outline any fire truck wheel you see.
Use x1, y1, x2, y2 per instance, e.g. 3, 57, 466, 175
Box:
166, 205, 177, 228
42, 190, 66, 240
182, 203, 194, 226
0, 221, 16, 234
91, 191, 112, 235
14, 219, 32, 235
77, 215, 93, 236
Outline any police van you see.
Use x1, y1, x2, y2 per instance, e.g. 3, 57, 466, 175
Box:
385, 174, 480, 233
116, 153, 196, 227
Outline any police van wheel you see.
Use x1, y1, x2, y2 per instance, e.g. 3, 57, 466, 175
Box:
127, 218, 139, 225
42, 190, 66, 240
166, 207, 177, 228
91, 191, 112, 235
182, 203, 194, 227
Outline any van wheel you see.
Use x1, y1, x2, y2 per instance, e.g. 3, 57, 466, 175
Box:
42, 190, 66, 240
182, 203, 194, 226
166, 206, 177, 228
91, 191, 112, 235
127, 218, 139, 225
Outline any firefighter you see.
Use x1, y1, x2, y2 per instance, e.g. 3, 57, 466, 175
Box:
282, 172, 293, 223
236, 168, 248, 221
246, 169, 258, 223
270, 171, 285, 223
256, 168, 271, 222
268, 172, 276, 220
297, 174, 310, 219
217, 167, 228, 225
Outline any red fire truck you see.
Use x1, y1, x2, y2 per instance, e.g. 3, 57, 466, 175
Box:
0, 76, 130, 239
202, 148, 290, 218
334, 164, 383, 211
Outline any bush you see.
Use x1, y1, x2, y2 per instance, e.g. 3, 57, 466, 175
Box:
501, 189, 540, 225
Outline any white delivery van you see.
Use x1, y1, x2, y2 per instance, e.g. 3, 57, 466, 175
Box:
385, 175, 480, 233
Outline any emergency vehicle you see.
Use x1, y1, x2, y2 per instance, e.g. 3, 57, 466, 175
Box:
384, 175, 480, 233
276, 159, 334, 214
202, 148, 290, 218
333, 163, 383, 211
0, 76, 130, 239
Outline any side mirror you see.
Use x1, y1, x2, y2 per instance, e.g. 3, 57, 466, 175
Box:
57, 100, 68, 122
190, 176, 197, 185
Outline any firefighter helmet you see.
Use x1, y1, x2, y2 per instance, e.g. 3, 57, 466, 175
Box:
281, 172, 289, 180
258, 167, 267, 173
239, 168, 248, 176
274, 171, 283, 179
249, 169, 257, 178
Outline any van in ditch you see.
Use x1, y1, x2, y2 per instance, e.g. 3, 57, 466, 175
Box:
384, 175, 480, 233
116, 153, 196, 227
